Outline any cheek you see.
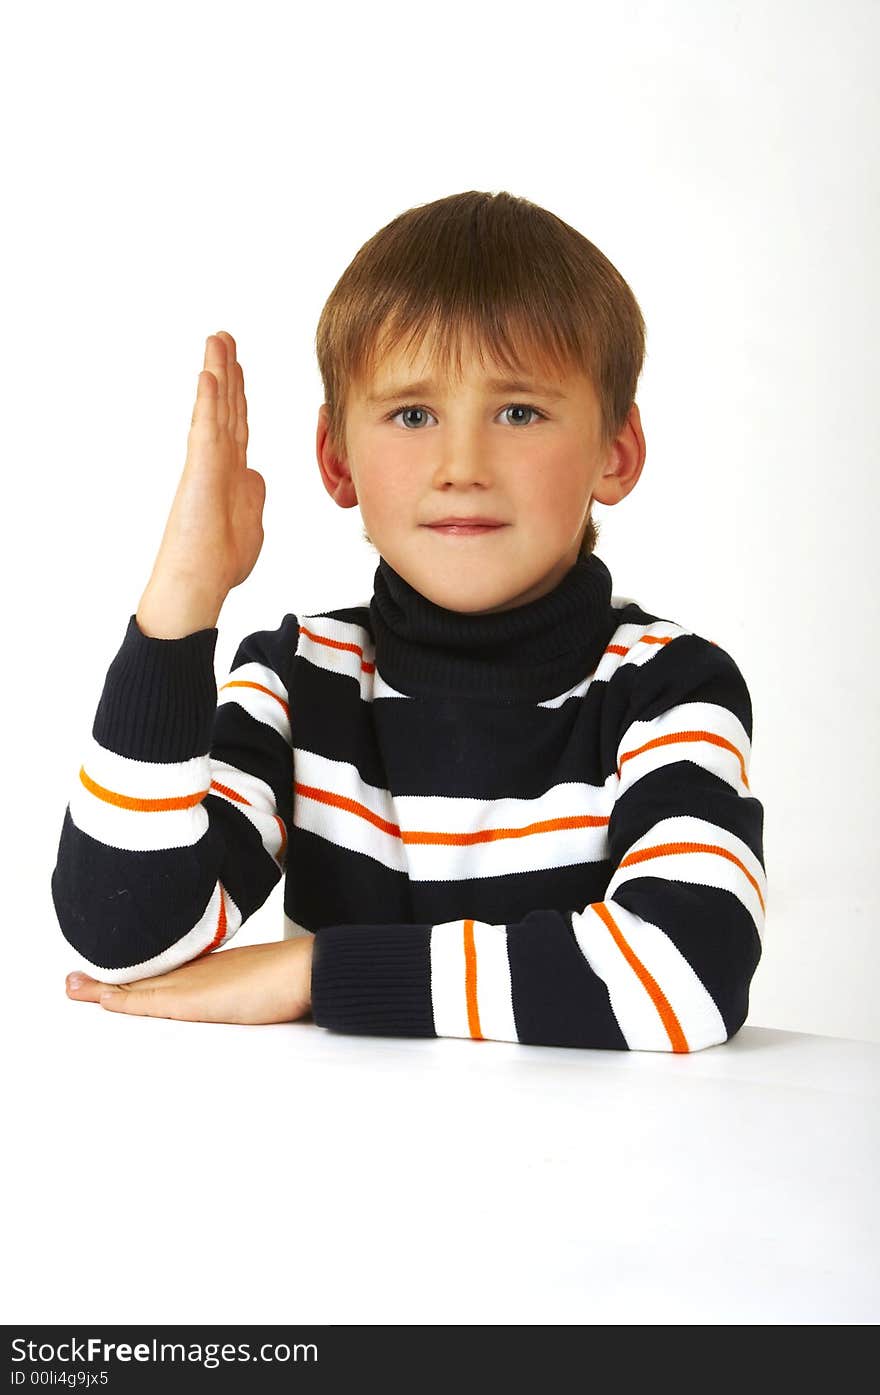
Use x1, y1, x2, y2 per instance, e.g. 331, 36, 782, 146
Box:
357, 454, 418, 519
521, 456, 587, 514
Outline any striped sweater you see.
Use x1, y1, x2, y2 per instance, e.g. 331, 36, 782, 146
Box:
51, 551, 766, 1051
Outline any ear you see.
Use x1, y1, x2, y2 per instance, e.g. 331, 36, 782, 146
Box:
316, 403, 359, 509
592, 402, 646, 507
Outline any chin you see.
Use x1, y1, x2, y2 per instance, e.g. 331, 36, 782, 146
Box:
419, 571, 519, 614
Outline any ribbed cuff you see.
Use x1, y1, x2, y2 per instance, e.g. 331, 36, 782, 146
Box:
92, 614, 220, 761
310, 924, 436, 1036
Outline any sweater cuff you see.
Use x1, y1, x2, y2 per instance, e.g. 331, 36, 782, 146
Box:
92, 614, 219, 762
310, 924, 435, 1036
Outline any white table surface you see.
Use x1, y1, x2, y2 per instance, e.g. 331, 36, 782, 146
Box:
4, 994, 879, 1326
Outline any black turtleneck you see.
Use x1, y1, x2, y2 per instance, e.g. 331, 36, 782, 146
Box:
369, 551, 617, 702
55, 548, 765, 1054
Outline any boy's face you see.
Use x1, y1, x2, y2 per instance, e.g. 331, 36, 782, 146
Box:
316, 333, 645, 614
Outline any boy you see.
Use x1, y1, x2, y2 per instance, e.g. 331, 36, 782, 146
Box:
52, 189, 766, 1050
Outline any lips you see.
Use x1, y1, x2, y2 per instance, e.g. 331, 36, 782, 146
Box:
424, 521, 507, 536
425, 518, 505, 527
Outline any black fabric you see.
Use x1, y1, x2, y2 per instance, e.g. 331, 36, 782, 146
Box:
51, 552, 766, 1052
370, 552, 617, 701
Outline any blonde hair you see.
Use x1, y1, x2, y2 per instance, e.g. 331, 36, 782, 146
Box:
314, 189, 647, 558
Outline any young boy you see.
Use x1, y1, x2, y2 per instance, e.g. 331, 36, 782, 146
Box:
52, 189, 766, 1050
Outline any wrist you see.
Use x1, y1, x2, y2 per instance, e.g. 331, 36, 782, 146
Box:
286, 934, 313, 1011
137, 574, 225, 639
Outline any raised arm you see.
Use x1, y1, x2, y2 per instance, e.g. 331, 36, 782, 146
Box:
50, 330, 299, 983
309, 637, 766, 1051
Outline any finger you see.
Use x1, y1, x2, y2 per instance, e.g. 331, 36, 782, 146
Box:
68, 972, 142, 1004
99, 985, 157, 1016
99, 986, 203, 1021
67, 967, 183, 1002
231, 360, 247, 452
66, 972, 109, 1003
207, 333, 228, 433
193, 333, 219, 431
213, 331, 247, 454
216, 330, 238, 434
192, 367, 218, 434
236, 361, 249, 452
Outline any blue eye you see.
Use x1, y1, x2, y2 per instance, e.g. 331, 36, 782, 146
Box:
386, 402, 547, 429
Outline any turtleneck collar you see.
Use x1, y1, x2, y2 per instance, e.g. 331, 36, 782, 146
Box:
369, 551, 616, 702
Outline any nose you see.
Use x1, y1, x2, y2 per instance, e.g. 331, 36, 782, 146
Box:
431, 426, 495, 488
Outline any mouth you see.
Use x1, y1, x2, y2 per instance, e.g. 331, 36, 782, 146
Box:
422, 522, 508, 536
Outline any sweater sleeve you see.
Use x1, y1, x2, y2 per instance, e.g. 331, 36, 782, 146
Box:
51, 612, 299, 983
310, 637, 767, 1051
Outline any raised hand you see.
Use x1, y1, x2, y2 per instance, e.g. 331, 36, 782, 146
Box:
137, 331, 267, 637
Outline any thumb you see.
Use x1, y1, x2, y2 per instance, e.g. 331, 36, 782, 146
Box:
99, 985, 182, 1019
99, 988, 134, 1012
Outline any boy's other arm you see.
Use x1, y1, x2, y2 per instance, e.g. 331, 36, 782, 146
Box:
309, 639, 766, 1052
51, 610, 299, 982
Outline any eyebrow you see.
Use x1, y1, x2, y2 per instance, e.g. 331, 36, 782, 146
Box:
365, 377, 568, 405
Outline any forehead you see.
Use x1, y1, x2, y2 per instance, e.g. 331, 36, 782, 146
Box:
356, 328, 592, 403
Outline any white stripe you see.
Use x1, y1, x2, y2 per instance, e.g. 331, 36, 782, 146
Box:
472, 919, 519, 1042
218, 659, 291, 743
293, 749, 615, 880
429, 919, 518, 1042
71, 736, 210, 851
572, 901, 727, 1051
617, 700, 752, 796
604, 814, 767, 937
395, 783, 615, 882
208, 759, 288, 867
296, 616, 376, 700
78, 734, 209, 797
614, 620, 689, 672
65, 881, 244, 984
293, 749, 409, 873
531, 622, 670, 706
373, 668, 413, 700
430, 920, 471, 1038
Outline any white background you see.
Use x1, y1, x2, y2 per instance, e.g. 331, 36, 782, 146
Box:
3, 0, 878, 1050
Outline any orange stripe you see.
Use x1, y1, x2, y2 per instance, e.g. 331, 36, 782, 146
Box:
79, 769, 287, 863
294, 783, 608, 844
209, 782, 288, 861
210, 779, 250, 806
463, 919, 483, 1039
620, 840, 765, 913
295, 783, 402, 836
405, 812, 608, 846
220, 679, 290, 718
299, 624, 376, 674
591, 901, 689, 1052
79, 766, 208, 811
273, 813, 288, 860
619, 729, 749, 788
194, 884, 229, 958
